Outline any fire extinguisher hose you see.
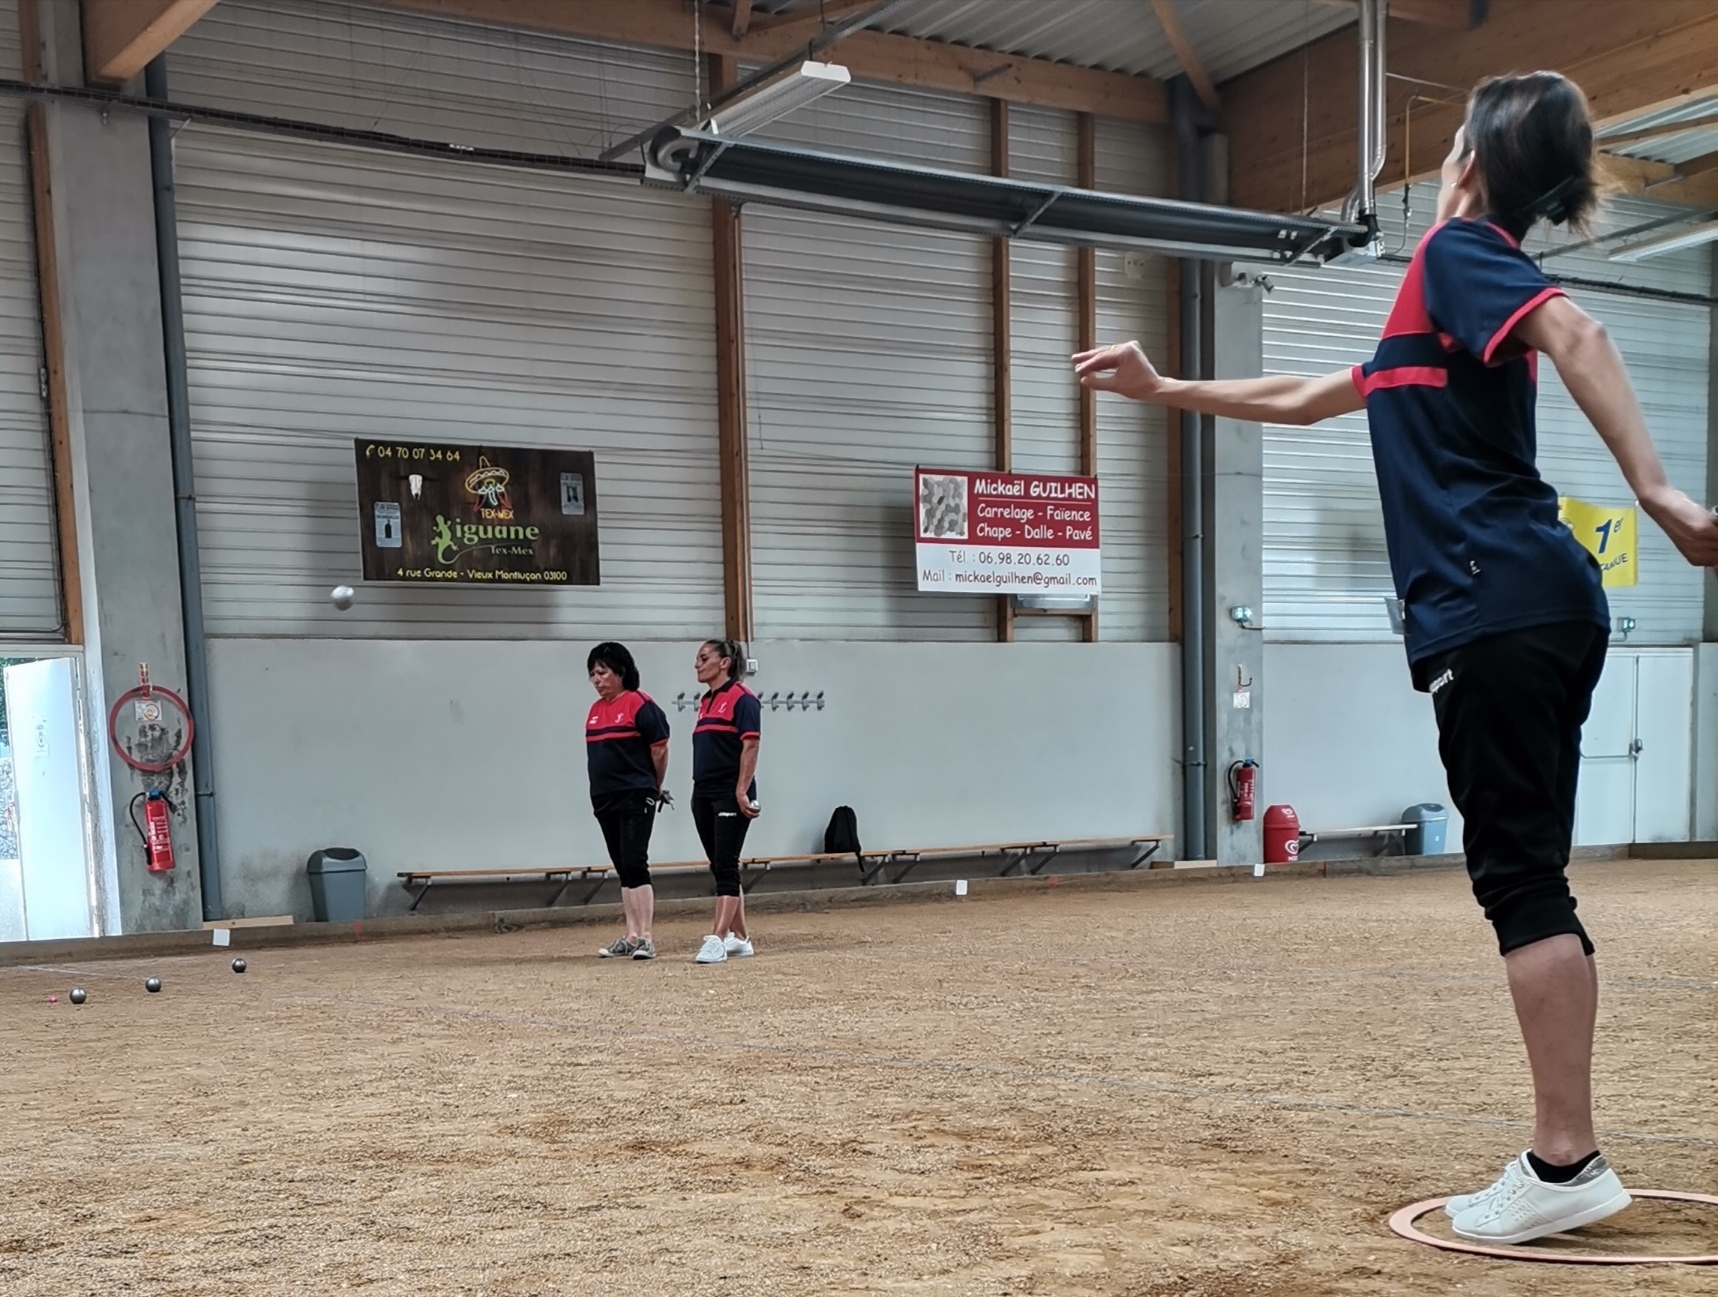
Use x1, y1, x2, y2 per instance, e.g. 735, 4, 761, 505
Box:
128, 792, 150, 852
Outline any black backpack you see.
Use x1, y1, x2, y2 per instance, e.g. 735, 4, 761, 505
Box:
824, 805, 861, 856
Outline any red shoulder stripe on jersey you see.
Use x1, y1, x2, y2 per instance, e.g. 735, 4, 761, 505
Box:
1356, 366, 1448, 396
1483, 287, 1564, 365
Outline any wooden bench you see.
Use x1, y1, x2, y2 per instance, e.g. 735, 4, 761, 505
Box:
399, 833, 1172, 908
1296, 823, 1412, 859
398, 868, 606, 910
738, 836, 1168, 887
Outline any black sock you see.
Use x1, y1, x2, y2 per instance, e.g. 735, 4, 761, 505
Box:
1526, 1149, 1599, 1183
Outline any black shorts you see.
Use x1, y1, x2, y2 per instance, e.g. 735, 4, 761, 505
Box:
692, 793, 751, 898
591, 789, 656, 889
1418, 620, 1608, 957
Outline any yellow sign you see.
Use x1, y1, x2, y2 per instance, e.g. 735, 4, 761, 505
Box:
1558, 496, 1637, 588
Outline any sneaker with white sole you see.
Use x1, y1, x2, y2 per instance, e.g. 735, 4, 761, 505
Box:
598, 936, 638, 959
1450, 1152, 1630, 1245
630, 938, 656, 961
695, 934, 728, 964
1444, 1156, 1518, 1218
723, 934, 754, 958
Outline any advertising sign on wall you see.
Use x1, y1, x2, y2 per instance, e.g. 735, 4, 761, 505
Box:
355, 439, 599, 585
914, 467, 1101, 594
1558, 496, 1637, 589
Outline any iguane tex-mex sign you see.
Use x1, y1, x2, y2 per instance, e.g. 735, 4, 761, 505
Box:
354, 439, 599, 585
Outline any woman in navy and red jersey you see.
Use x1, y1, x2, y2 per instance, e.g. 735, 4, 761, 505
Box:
689, 639, 761, 965
585, 642, 670, 961
1074, 73, 1718, 1245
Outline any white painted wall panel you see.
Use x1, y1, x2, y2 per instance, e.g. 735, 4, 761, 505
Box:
207, 637, 1181, 918
1264, 642, 1464, 844
0, 0, 60, 638
168, 0, 723, 638
1261, 186, 1710, 644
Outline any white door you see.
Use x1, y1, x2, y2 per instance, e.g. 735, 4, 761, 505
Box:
1633, 652, 1694, 842
3, 658, 95, 940
1575, 649, 1695, 846
1575, 655, 1637, 847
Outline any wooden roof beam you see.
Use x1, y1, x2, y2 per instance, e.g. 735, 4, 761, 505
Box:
1224, 0, 1718, 214
1149, 0, 1220, 113
82, 0, 221, 85
729, 0, 754, 41
380, 0, 1167, 122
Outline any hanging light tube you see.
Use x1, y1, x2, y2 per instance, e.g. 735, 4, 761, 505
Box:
706, 61, 851, 137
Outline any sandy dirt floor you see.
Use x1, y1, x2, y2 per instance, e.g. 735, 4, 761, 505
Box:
1, 859, 1714, 1296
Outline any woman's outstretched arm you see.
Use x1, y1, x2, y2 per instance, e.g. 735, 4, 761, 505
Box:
1514, 295, 1718, 568
1072, 341, 1364, 426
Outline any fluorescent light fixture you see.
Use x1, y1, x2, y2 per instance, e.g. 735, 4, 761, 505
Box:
1608, 219, 1718, 262
705, 61, 850, 138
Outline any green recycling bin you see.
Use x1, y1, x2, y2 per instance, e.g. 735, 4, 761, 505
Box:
307, 848, 368, 922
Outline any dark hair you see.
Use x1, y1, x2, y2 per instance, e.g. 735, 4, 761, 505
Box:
701, 638, 743, 681
587, 642, 640, 692
1461, 72, 1599, 240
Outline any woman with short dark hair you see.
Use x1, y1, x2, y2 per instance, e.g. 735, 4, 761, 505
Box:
690, 639, 760, 964
585, 641, 670, 961
1074, 71, 1717, 1244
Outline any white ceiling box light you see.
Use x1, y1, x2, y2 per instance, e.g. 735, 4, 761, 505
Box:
705, 62, 852, 138
1607, 219, 1718, 263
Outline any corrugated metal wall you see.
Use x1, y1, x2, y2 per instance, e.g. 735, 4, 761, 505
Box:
168, 0, 724, 639
745, 95, 1170, 641
742, 85, 994, 640
0, 0, 60, 640
167, 0, 1173, 643
1262, 185, 1711, 645
1092, 118, 1173, 643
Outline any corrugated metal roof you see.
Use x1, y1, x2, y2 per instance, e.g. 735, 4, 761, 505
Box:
752, 0, 1353, 82
1598, 94, 1718, 167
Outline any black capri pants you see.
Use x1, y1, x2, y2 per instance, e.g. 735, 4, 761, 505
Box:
1420, 620, 1608, 957
592, 790, 657, 890
692, 793, 751, 897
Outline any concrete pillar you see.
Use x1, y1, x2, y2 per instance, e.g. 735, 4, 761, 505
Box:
1706, 253, 1718, 643
1202, 281, 1266, 863
35, 3, 201, 931
1700, 259, 1718, 840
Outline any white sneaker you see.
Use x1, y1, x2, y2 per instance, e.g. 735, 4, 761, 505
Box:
695, 934, 728, 964
1445, 1157, 1516, 1218
723, 934, 754, 957
1450, 1152, 1630, 1245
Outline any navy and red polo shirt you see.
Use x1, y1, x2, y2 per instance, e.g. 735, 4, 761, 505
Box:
585, 690, 670, 800
1353, 216, 1608, 679
693, 677, 760, 800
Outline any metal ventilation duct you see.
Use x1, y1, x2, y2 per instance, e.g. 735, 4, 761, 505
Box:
646, 127, 1367, 264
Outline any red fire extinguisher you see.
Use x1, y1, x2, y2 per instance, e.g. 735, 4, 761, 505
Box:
131, 790, 176, 873
1228, 759, 1259, 822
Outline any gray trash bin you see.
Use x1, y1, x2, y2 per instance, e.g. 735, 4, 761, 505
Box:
307, 848, 368, 922
1401, 804, 1448, 856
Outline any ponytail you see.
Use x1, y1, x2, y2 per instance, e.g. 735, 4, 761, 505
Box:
1461, 72, 1599, 240
701, 639, 744, 681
